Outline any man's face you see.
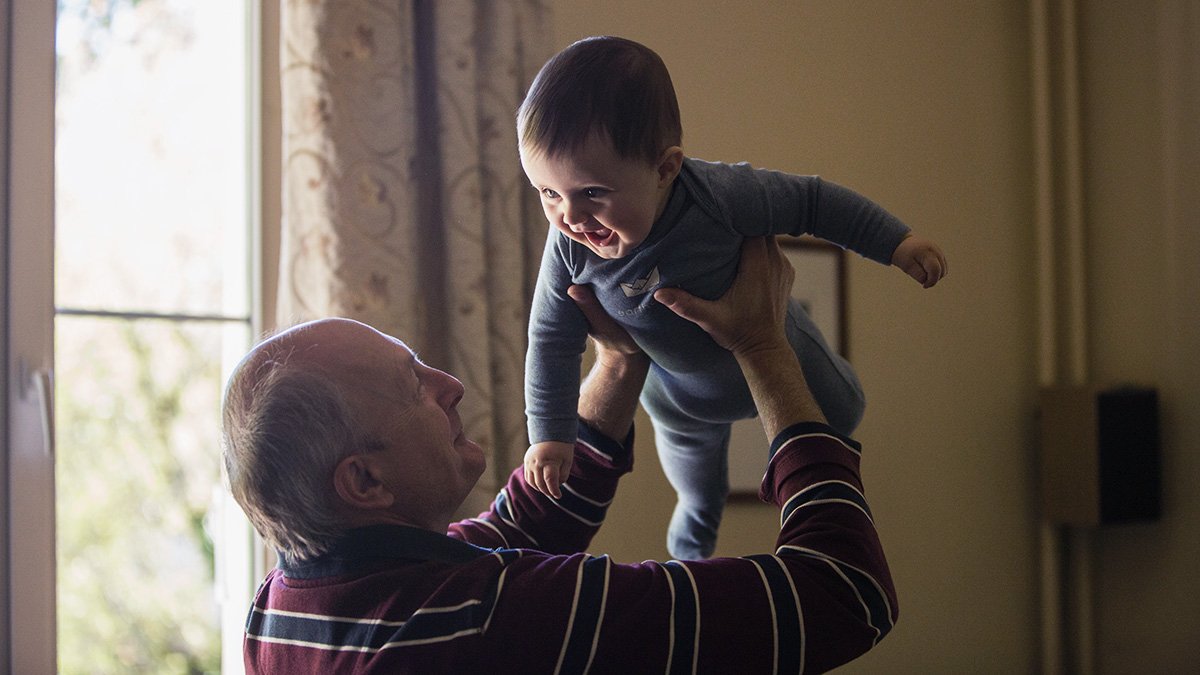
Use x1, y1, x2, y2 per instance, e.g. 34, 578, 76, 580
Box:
307, 319, 487, 529
521, 134, 678, 259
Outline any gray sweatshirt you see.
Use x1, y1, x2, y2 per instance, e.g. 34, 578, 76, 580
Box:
525, 158, 910, 444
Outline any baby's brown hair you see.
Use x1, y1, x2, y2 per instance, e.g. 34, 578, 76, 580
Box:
517, 36, 682, 164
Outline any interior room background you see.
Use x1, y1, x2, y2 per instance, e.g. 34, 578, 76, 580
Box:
5, 1, 1196, 672
267, 2, 1198, 671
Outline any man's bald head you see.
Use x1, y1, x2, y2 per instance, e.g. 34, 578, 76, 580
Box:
221, 319, 389, 563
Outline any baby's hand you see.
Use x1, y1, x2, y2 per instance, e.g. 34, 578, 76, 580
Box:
892, 234, 948, 288
524, 441, 575, 499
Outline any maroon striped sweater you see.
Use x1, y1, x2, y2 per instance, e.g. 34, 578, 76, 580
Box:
243, 420, 897, 674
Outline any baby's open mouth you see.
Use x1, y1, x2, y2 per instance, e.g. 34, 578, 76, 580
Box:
584, 227, 614, 247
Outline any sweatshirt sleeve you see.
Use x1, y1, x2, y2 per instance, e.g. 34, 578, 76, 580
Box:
524, 230, 590, 445
689, 159, 912, 265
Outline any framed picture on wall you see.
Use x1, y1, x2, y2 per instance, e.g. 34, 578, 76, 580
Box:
727, 236, 847, 499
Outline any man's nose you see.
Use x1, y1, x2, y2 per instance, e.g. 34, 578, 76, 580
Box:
434, 369, 465, 409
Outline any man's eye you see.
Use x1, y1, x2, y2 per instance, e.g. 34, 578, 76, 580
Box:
583, 188, 606, 199
541, 188, 560, 199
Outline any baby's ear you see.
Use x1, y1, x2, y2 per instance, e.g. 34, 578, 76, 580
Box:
656, 146, 684, 186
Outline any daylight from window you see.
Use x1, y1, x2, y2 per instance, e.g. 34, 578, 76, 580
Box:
54, 0, 252, 672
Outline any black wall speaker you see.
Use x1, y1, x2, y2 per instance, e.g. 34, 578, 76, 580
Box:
1039, 385, 1161, 526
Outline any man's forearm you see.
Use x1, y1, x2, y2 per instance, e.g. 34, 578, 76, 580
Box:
576, 349, 650, 442
734, 338, 827, 441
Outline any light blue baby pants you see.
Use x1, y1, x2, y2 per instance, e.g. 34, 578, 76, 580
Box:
639, 297, 864, 560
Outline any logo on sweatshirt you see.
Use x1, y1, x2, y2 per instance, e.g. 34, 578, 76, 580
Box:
620, 266, 660, 297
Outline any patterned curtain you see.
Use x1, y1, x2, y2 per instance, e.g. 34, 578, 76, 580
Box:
278, 0, 551, 514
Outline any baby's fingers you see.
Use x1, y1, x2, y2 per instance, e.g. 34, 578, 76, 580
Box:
524, 457, 552, 497
524, 463, 545, 496
541, 464, 563, 499
921, 252, 947, 288
901, 260, 928, 286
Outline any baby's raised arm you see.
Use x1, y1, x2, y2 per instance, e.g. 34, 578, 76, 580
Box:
526, 282, 648, 500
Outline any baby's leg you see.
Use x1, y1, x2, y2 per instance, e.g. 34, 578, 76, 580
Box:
642, 370, 732, 560
785, 298, 866, 435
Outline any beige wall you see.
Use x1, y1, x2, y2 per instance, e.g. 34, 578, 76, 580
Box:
556, 1, 1198, 672
1079, 1, 1199, 672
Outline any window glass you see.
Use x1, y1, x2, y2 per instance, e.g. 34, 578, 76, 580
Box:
54, 1, 254, 672
55, 316, 251, 672
55, 0, 249, 318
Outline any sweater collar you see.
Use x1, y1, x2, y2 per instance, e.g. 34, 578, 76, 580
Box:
280, 524, 490, 579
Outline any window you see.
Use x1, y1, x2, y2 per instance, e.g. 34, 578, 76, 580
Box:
54, 0, 259, 671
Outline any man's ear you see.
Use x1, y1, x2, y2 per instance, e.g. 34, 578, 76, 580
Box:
655, 146, 684, 187
333, 454, 395, 510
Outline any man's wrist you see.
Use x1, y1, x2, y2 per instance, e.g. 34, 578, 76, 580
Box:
578, 348, 649, 442
592, 346, 650, 379
731, 336, 794, 371
734, 338, 827, 439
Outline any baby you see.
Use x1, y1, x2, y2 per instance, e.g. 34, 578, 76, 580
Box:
519, 36, 946, 559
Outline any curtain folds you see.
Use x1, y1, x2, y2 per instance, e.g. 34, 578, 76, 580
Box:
279, 0, 551, 514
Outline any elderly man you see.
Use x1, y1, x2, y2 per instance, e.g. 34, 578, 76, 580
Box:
222, 237, 897, 674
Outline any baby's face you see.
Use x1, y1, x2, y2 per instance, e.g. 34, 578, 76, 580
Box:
521, 135, 676, 259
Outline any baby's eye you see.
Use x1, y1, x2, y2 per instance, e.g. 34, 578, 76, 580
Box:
540, 188, 560, 200
583, 188, 607, 199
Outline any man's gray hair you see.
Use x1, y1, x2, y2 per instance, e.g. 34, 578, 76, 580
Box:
221, 346, 377, 565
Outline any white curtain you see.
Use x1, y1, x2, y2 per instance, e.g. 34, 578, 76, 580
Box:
278, 0, 551, 513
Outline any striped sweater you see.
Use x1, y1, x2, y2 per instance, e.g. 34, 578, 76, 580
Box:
243, 420, 897, 674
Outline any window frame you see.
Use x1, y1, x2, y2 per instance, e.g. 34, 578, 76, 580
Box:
4, 0, 274, 670
5, 0, 57, 671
